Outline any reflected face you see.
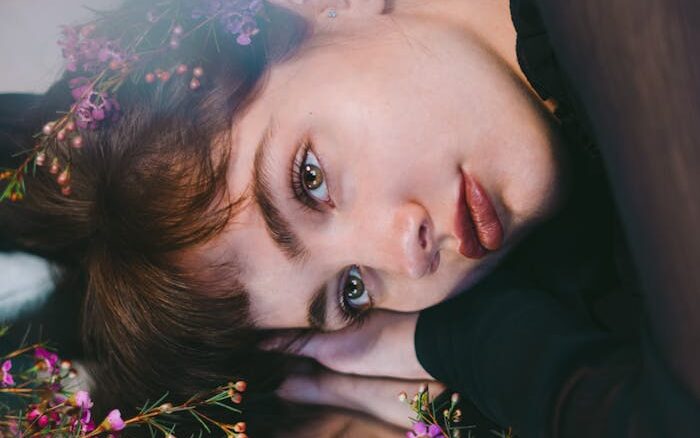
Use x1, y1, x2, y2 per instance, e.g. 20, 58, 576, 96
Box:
201, 11, 566, 331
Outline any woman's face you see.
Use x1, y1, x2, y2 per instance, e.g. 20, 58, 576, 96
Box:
201, 0, 567, 331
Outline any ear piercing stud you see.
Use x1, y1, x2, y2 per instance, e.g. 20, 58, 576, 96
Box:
327, 8, 338, 18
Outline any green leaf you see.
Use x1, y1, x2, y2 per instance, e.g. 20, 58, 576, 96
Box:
213, 401, 242, 414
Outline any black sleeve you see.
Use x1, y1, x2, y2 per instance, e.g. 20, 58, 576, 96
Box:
415, 1, 700, 436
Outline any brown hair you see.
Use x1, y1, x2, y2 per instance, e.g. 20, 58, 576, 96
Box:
0, 0, 308, 429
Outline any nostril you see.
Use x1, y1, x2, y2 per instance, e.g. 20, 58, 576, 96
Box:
418, 221, 429, 250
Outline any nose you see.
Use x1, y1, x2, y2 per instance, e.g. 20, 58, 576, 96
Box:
387, 202, 436, 279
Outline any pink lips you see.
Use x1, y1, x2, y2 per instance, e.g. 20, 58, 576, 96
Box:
454, 172, 504, 259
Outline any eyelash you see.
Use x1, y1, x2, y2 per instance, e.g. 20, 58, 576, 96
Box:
290, 140, 324, 213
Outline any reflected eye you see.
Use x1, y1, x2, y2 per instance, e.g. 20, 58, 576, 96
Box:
341, 265, 371, 313
300, 149, 330, 202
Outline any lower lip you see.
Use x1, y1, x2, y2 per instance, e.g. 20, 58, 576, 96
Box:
455, 173, 504, 259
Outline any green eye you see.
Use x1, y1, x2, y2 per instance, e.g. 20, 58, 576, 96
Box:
342, 266, 371, 310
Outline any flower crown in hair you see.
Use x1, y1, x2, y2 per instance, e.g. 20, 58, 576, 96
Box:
0, 0, 265, 203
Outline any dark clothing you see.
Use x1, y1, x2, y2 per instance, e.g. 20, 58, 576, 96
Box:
415, 1, 700, 436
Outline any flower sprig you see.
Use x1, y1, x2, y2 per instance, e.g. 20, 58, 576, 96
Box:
399, 384, 464, 438
0, 0, 264, 203
399, 384, 515, 438
0, 326, 250, 437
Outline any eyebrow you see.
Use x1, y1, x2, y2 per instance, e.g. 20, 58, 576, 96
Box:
251, 122, 328, 330
252, 122, 311, 263
307, 283, 328, 330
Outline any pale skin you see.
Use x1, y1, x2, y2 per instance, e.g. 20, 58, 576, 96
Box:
190, 0, 566, 427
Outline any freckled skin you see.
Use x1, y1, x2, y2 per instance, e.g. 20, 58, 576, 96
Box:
194, 0, 567, 330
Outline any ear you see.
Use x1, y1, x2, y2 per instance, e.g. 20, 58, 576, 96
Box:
268, 0, 387, 23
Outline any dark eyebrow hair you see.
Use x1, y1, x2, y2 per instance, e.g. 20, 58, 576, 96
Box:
252, 122, 310, 262
307, 283, 327, 330
251, 122, 333, 331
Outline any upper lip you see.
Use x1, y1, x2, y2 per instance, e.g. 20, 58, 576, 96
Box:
454, 171, 504, 259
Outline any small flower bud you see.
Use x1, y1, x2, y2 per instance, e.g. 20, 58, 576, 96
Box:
418, 384, 427, 394
230, 392, 242, 404
172, 25, 184, 36
159, 403, 174, 413
176, 64, 189, 75
26, 408, 41, 422
234, 381, 247, 392
71, 136, 83, 149
451, 393, 460, 405
169, 38, 180, 50
35, 152, 46, 166
159, 71, 171, 82
109, 60, 121, 70
61, 186, 72, 197
145, 72, 156, 83
189, 78, 201, 90
56, 129, 66, 141
398, 392, 407, 402
237, 434, 248, 438
49, 158, 60, 175
233, 422, 246, 433
68, 369, 78, 378
66, 120, 76, 132
192, 66, 204, 78
60, 360, 72, 371
37, 415, 49, 428
42, 122, 55, 135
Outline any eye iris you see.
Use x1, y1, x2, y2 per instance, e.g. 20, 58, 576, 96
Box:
303, 164, 323, 190
344, 276, 364, 301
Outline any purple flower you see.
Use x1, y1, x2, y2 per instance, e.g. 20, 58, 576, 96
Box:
407, 422, 444, 438
70, 408, 95, 433
35, 347, 59, 373
101, 409, 126, 432
190, 0, 263, 45
58, 25, 126, 73
69, 390, 94, 410
1, 360, 14, 387
72, 90, 120, 130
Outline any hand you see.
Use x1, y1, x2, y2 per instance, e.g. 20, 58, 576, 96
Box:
264, 310, 432, 380
277, 369, 445, 429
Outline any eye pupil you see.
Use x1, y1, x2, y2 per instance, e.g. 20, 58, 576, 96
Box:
303, 164, 323, 190
344, 276, 364, 300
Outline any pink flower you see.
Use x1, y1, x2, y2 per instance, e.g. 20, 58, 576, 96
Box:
37, 415, 50, 429
69, 390, 94, 410
0, 360, 14, 387
407, 421, 444, 438
101, 409, 125, 432
70, 409, 95, 433
35, 347, 59, 372
26, 408, 42, 422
